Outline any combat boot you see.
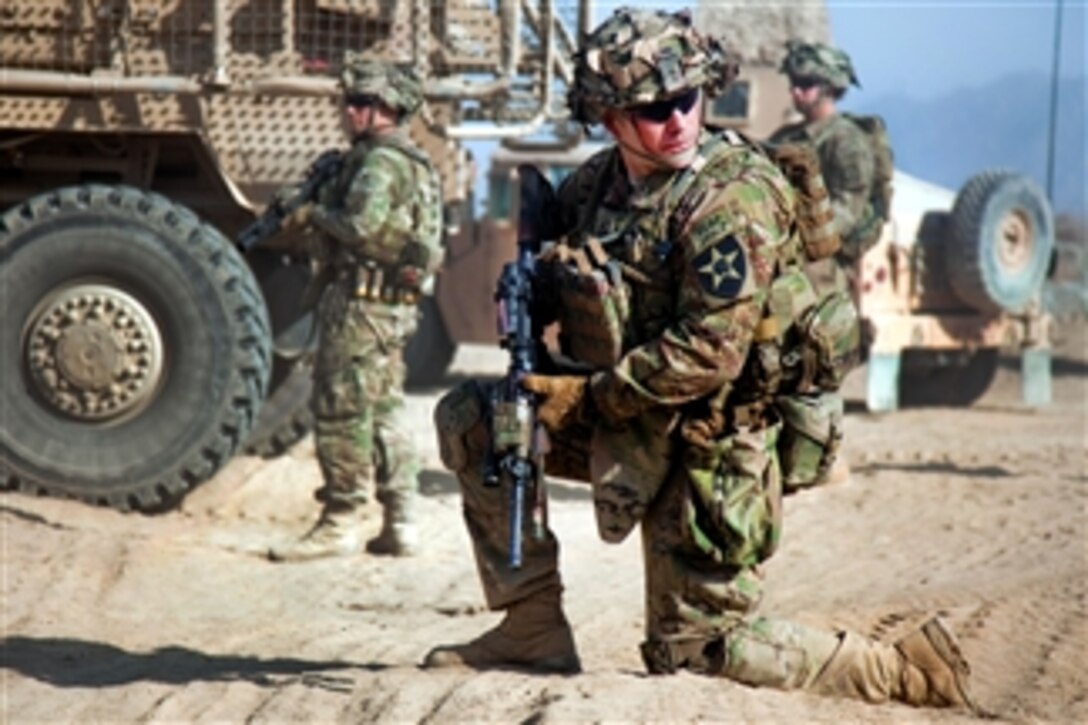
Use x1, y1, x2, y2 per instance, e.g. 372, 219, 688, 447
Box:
811, 618, 978, 712
423, 587, 581, 673
366, 490, 418, 556
820, 456, 852, 487
892, 617, 979, 711
267, 508, 361, 562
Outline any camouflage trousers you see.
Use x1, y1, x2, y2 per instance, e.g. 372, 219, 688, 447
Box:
312, 282, 420, 514
435, 379, 909, 700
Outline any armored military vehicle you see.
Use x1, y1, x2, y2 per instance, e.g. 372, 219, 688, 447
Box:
0, 0, 592, 509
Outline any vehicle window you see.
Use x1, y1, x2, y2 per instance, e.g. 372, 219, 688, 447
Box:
708, 80, 750, 121
488, 174, 512, 221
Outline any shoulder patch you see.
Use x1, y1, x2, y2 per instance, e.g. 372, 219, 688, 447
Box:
693, 235, 748, 300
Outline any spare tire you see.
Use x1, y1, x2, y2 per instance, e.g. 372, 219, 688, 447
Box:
946, 170, 1054, 314
0, 185, 271, 511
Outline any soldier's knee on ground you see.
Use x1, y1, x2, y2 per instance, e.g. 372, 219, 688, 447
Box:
641, 618, 840, 693
434, 380, 490, 473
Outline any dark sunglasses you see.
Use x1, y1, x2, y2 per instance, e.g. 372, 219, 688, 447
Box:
790, 77, 822, 90
630, 88, 700, 123
345, 93, 379, 108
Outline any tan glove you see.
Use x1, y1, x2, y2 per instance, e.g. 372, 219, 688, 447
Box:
521, 374, 590, 434
288, 202, 314, 228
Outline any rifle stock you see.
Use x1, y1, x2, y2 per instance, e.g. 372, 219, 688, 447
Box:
485, 164, 555, 569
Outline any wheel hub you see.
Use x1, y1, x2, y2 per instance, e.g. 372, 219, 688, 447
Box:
996, 208, 1034, 272
25, 283, 165, 422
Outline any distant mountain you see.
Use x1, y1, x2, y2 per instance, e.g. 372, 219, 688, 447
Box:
849, 72, 1085, 217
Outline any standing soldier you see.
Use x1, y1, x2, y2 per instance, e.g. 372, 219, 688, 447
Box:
423, 8, 977, 713
769, 40, 881, 290
269, 55, 443, 561
768, 41, 887, 492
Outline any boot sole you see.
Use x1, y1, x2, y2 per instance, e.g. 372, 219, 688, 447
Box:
920, 618, 981, 713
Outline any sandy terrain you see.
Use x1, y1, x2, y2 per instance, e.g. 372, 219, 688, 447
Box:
2, 324, 1085, 724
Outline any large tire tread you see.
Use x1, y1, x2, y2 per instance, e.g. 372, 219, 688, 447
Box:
0, 184, 272, 511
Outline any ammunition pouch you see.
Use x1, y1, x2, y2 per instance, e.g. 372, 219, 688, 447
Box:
550, 239, 630, 368
775, 392, 843, 489
791, 288, 861, 392
340, 262, 421, 305
681, 416, 783, 569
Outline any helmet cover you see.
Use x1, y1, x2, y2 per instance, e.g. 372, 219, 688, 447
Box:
569, 8, 736, 125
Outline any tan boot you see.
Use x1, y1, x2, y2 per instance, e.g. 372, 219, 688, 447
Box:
894, 617, 980, 712
366, 490, 418, 557
423, 588, 581, 673
821, 456, 852, 486
267, 510, 361, 562
366, 522, 419, 556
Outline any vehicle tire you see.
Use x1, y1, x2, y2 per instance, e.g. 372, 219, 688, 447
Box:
0, 185, 271, 511
898, 348, 999, 407
243, 252, 315, 457
946, 170, 1054, 314
405, 294, 455, 388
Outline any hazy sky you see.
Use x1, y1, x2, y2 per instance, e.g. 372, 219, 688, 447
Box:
828, 1, 1084, 102
586, 1, 1084, 101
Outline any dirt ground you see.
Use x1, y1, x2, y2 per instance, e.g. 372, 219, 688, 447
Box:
2, 323, 1085, 724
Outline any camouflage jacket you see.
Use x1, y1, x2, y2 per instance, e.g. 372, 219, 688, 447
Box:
311, 128, 442, 277
550, 129, 803, 423
769, 114, 874, 243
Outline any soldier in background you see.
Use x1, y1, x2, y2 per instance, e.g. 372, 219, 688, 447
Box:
768, 41, 883, 492
423, 8, 977, 713
268, 56, 443, 562
769, 40, 877, 291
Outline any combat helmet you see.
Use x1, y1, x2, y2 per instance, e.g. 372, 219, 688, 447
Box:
568, 8, 735, 125
341, 52, 424, 118
780, 40, 860, 93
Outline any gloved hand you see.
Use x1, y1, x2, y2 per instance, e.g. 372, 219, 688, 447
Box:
521, 374, 590, 434
288, 202, 314, 228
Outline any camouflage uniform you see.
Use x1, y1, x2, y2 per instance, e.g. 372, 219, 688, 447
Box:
769, 41, 876, 283
427, 9, 976, 713
271, 57, 443, 560
769, 41, 874, 493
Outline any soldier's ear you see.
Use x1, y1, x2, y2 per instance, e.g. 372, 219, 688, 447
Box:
600, 109, 625, 138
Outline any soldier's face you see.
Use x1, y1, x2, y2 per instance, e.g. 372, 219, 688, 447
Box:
606, 88, 703, 174
344, 97, 401, 136
789, 77, 825, 116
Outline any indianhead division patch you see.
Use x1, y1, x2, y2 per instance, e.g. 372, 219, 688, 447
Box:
693, 235, 748, 300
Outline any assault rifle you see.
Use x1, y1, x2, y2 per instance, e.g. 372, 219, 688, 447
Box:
238, 148, 344, 251
484, 164, 555, 569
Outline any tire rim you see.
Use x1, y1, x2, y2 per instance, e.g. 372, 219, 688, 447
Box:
24, 282, 166, 422
995, 208, 1035, 272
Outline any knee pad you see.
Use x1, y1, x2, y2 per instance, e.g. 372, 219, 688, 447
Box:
434, 380, 489, 473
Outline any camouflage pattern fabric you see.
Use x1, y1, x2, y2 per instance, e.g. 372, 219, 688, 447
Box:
341, 51, 424, 117
304, 127, 442, 516
568, 8, 734, 125
769, 114, 876, 267
779, 40, 860, 92
434, 126, 858, 687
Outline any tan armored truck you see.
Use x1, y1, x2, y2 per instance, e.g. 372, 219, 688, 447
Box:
0, 0, 594, 509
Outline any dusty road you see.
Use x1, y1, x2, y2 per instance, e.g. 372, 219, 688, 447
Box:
2, 326, 1085, 724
